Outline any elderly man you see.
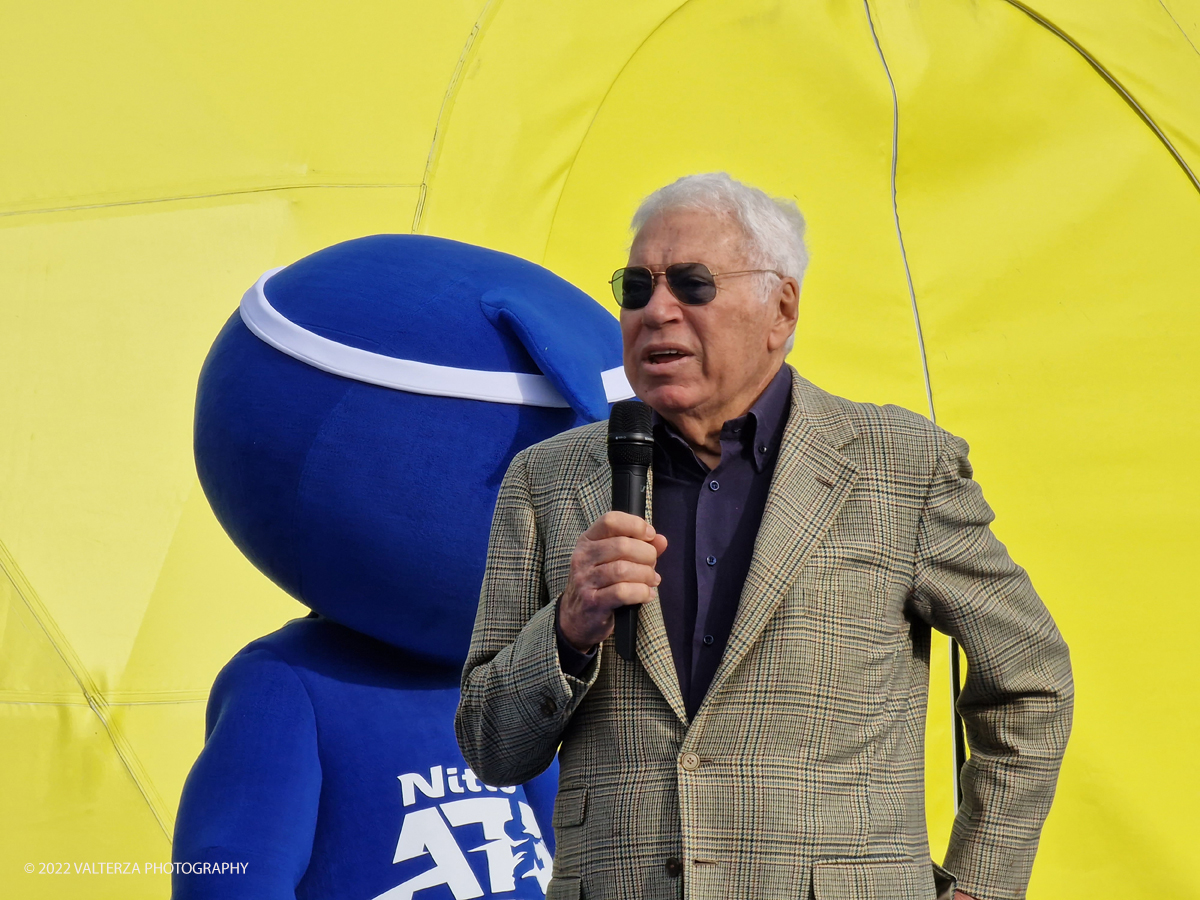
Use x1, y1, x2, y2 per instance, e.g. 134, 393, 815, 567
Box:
456, 174, 1072, 900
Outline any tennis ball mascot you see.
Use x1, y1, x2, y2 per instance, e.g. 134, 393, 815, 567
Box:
173, 235, 629, 900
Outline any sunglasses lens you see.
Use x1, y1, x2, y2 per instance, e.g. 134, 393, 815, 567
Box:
666, 263, 717, 304
613, 267, 654, 309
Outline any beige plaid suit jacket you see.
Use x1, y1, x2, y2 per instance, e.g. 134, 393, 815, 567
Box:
457, 369, 1073, 900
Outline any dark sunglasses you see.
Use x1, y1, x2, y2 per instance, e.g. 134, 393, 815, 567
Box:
609, 263, 783, 309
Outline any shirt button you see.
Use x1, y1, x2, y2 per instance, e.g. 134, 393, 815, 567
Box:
758, 444, 767, 454
706, 555, 717, 567
680, 751, 700, 771
665, 857, 683, 878
703, 634, 714, 646
708, 480, 719, 491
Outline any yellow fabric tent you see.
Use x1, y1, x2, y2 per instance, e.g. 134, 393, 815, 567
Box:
2, 1, 1197, 897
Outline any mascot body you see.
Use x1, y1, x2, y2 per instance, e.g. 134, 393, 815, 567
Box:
173, 235, 628, 900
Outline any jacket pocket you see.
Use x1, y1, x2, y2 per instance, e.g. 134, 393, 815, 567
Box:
551, 785, 588, 876
811, 857, 937, 899
552, 785, 588, 828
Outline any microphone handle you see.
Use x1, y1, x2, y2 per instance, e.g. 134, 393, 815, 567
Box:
611, 464, 648, 661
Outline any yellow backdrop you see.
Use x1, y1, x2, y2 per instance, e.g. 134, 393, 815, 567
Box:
1, 1, 1197, 897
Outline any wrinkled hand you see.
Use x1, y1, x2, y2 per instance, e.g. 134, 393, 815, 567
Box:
558, 512, 668, 652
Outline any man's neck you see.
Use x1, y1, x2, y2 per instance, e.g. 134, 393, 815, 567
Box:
658, 364, 785, 469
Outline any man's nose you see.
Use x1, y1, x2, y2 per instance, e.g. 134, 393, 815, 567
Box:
640, 276, 682, 326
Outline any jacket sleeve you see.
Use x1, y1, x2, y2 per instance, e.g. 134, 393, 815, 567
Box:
455, 450, 601, 787
908, 430, 1074, 900
172, 647, 321, 899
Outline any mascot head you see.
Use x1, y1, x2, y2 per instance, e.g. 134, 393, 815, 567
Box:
195, 235, 628, 667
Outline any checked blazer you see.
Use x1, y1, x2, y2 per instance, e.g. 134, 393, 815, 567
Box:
456, 369, 1073, 900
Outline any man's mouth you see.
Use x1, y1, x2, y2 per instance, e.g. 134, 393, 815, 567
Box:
645, 348, 689, 366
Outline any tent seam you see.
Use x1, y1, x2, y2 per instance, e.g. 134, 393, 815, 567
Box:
1158, 0, 1200, 59
0, 183, 420, 219
861, 0, 936, 426
542, 1, 696, 263
0, 538, 174, 839
1001, 0, 1200, 195
0, 699, 207, 706
411, 0, 505, 233
862, 0, 968, 815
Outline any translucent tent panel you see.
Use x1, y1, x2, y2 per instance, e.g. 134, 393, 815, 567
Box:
0, 4, 486, 897
2, 2, 1197, 897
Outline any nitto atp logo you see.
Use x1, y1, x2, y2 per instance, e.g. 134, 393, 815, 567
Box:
372, 765, 552, 900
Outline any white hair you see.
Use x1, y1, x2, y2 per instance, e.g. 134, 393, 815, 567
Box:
630, 173, 808, 351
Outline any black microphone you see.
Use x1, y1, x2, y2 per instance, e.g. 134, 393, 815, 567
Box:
607, 400, 654, 661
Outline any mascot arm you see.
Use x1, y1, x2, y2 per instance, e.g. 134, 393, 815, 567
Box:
172, 646, 322, 900
457, 451, 600, 786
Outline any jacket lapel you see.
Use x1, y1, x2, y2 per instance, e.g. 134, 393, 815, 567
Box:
574, 448, 609, 528
696, 372, 860, 720
578, 439, 688, 724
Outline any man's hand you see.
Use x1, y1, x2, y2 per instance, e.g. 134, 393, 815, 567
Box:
559, 511, 668, 652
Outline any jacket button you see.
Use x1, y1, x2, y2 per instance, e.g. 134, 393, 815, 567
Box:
539, 695, 557, 716
665, 857, 683, 878
680, 751, 700, 771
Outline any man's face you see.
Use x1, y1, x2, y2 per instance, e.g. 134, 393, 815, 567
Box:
621, 209, 793, 422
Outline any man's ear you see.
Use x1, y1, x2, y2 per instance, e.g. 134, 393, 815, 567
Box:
767, 276, 800, 353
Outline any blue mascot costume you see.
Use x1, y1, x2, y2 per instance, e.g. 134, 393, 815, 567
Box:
173, 235, 629, 900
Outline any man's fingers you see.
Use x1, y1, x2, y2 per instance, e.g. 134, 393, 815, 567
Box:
591, 558, 661, 588
583, 535, 662, 567
593, 581, 655, 608
563, 513, 664, 641
584, 511, 658, 542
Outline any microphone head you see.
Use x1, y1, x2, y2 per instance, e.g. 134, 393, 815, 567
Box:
608, 400, 654, 467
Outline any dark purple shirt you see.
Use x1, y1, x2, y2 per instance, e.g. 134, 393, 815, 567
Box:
557, 366, 792, 720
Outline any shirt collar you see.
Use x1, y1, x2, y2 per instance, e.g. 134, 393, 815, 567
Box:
650, 364, 792, 474
741, 364, 792, 471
